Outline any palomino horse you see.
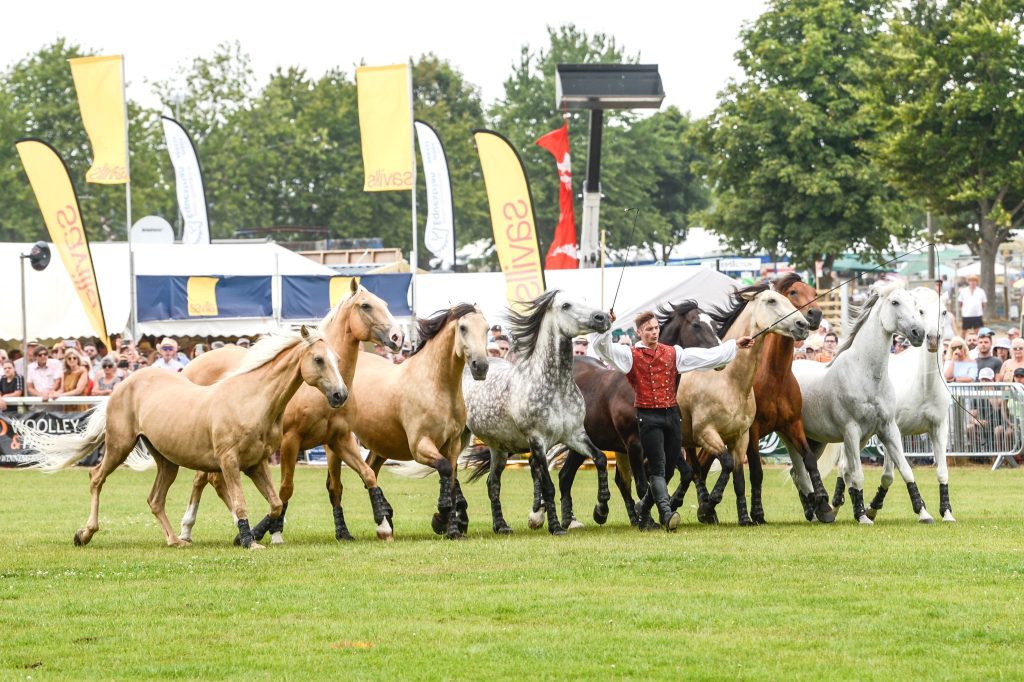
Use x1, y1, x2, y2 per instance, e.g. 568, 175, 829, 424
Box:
465, 290, 612, 535
350, 304, 491, 539
178, 281, 403, 543
792, 281, 932, 524
690, 273, 835, 524
546, 300, 720, 531
838, 287, 954, 522
22, 326, 346, 548
672, 284, 810, 524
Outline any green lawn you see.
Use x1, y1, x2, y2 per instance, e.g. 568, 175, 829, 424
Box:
0, 463, 1021, 680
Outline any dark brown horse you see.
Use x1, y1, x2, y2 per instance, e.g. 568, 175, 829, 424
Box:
687, 273, 835, 524
542, 301, 720, 530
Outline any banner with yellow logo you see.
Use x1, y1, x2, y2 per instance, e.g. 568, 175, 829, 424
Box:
356, 64, 413, 192
474, 130, 546, 308
69, 55, 129, 184
15, 139, 111, 348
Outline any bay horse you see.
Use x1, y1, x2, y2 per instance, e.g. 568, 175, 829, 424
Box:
350, 304, 491, 539
792, 281, 932, 524
464, 290, 612, 535
22, 326, 346, 549
671, 284, 810, 524
690, 273, 835, 524
545, 301, 720, 531
839, 286, 953, 522
178, 281, 403, 544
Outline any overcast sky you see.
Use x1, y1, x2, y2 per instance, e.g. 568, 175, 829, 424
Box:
1, 0, 766, 117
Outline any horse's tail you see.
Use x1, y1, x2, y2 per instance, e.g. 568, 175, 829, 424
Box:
818, 443, 844, 479
387, 460, 437, 479
464, 445, 493, 483
124, 440, 155, 472
546, 444, 569, 470
17, 402, 109, 471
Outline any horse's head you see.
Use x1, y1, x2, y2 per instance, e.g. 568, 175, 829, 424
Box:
548, 291, 611, 338
876, 283, 925, 347
298, 325, 348, 408
413, 304, 489, 380
656, 300, 719, 349
910, 287, 945, 353
334, 279, 404, 352
774, 274, 822, 330
455, 307, 490, 380
739, 289, 810, 340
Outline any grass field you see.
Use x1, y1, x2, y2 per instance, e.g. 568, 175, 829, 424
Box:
1, 463, 1022, 680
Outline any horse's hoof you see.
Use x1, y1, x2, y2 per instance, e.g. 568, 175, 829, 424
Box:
73, 530, 87, 547
566, 519, 585, 531
431, 512, 446, 536
865, 507, 878, 521
942, 510, 957, 522
494, 524, 513, 535
738, 516, 755, 527
918, 509, 935, 524
751, 515, 767, 525
527, 509, 545, 530
457, 519, 469, 535
232, 534, 242, 546
270, 532, 285, 545
336, 530, 354, 542
248, 542, 265, 550
697, 505, 718, 525
549, 526, 567, 537
445, 530, 466, 541
814, 502, 836, 524
857, 515, 874, 525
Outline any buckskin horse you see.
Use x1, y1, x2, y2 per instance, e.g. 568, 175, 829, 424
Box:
177, 281, 403, 544
689, 273, 835, 524
22, 326, 347, 549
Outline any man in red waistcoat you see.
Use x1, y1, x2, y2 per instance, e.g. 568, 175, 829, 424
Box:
593, 310, 753, 530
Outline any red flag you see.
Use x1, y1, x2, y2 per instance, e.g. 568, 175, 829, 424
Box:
535, 122, 579, 269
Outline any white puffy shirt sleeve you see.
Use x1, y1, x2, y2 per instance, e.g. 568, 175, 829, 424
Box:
591, 331, 633, 373
674, 339, 737, 373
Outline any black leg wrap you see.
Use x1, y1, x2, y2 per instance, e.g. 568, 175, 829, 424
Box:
251, 515, 273, 541
561, 495, 576, 530
236, 519, 254, 549
832, 476, 846, 509
906, 481, 926, 514
369, 487, 389, 524
454, 480, 468, 511
736, 496, 753, 526
849, 487, 867, 521
750, 493, 766, 524
333, 506, 353, 541
270, 501, 288, 534
939, 483, 952, 516
798, 491, 815, 522
869, 485, 889, 511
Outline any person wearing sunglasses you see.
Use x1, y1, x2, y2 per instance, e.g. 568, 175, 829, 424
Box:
26, 346, 63, 400
943, 336, 978, 384
151, 337, 185, 372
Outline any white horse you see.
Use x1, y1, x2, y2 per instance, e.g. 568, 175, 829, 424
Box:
791, 281, 933, 524
845, 287, 955, 522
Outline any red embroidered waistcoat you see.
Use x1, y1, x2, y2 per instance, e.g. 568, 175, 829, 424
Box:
626, 343, 678, 409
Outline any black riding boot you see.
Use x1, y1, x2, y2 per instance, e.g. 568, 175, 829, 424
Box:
649, 475, 680, 532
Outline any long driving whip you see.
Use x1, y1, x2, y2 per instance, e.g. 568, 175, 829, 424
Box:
610, 207, 641, 313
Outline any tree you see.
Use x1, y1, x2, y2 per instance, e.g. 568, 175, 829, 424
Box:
694, 0, 903, 285
859, 0, 1024, 307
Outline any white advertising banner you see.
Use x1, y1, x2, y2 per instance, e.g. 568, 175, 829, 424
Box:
414, 120, 455, 267
161, 116, 210, 244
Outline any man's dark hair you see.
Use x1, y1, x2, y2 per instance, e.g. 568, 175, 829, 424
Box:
634, 310, 656, 330
825, 332, 838, 343
494, 334, 510, 343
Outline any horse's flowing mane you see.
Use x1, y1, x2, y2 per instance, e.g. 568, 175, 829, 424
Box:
707, 282, 771, 337
319, 284, 366, 331
412, 303, 479, 356
829, 280, 903, 363
219, 328, 322, 381
507, 289, 560, 362
773, 272, 803, 294
655, 300, 700, 328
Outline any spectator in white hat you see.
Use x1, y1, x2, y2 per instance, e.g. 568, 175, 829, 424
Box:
152, 337, 185, 372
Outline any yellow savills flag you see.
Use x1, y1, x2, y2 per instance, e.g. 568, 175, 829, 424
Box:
329, 276, 360, 308
186, 277, 220, 317
69, 55, 129, 184
15, 139, 111, 349
356, 64, 413, 192
474, 130, 546, 308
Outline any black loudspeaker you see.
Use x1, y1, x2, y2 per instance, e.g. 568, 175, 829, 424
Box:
28, 241, 50, 271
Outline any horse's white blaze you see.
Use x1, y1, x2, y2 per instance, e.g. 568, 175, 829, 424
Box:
325, 346, 345, 394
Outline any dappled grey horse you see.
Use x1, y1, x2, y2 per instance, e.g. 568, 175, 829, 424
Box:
463, 289, 611, 535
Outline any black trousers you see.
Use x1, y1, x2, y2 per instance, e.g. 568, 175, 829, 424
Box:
637, 407, 682, 480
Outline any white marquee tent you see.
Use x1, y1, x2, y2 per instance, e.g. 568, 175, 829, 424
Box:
0, 241, 336, 343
